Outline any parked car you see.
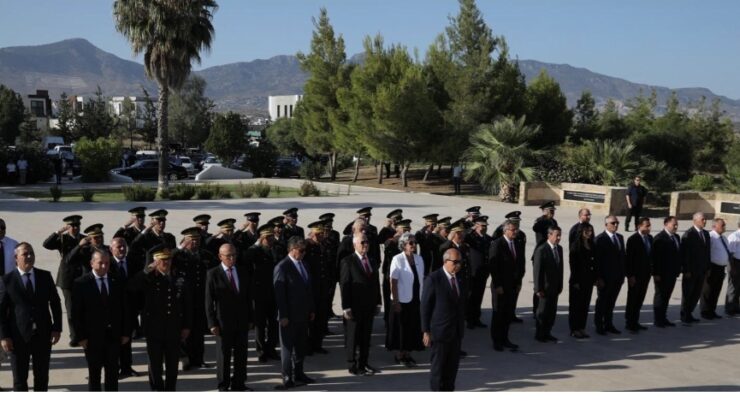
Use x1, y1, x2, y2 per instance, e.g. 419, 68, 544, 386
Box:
111, 159, 188, 181
177, 156, 195, 175
136, 150, 158, 160
201, 156, 223, 170
274, 157, 301, 178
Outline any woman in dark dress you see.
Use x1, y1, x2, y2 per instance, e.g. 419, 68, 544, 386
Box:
569, 222, 598, 339
388, 232, 425, 367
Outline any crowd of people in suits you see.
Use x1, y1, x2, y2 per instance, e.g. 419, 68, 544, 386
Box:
0, 199, 739, 392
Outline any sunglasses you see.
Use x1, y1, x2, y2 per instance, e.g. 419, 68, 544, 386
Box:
446, 259, 462, 265
407, 241, 417, 245
360, 241, 369, 245
608, 221, 620, 225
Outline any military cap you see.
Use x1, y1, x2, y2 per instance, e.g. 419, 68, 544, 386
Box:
343, 221, 354, 236
308, 221, 325, 233
84, 223, 104, 237
356, 207, 373, 216
181, 227, 202, 238
386, 209, 403, 219
396, 219, 412, 231
540, 201, 556, 210
150, 244, 172, 260
128, 207, 147, 217
193, 214, 211, 224
63, 214, 83, 226
474, 216, 489, 225
423, 214, 439, 222
258, 224, 274, 237
437, 216, 452, 227
283, 208, 298, 218
268, 216, 285, 228
149, 209, 168, 220
505, 211, 522, 221
244, 212, 261, 222
217, 218, 237, 229
449, 219, 466, 233
466, 206, 481, 215
319, 212, 335, 221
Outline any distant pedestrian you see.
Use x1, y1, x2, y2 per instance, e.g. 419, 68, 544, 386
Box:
6, 161, 17, 185
452, 164, 462, 195
625, 176, 647, 232
53, 157, 63, 185
16, 156, 28, 185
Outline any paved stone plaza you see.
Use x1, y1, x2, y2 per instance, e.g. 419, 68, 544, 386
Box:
1, 179, 739, 392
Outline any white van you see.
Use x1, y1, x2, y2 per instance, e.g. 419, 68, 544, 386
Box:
42, 136, 64, 153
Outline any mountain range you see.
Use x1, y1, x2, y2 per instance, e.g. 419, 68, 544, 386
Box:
2, 38, 740, 122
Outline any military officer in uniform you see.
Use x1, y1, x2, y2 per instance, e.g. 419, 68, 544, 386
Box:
304, 221, 330, 354
113, 207, 147, 250
416, 214, 438, 276
465, 216, 492, 329
130, 209, 177, 268
130, 245, 192, 391
463, 206, 481, 232
193, 214, 212, 244
319, 213, 341, 321
356, 207, 381, 270
429, 217, 452, 272
66, 224, 110, 276
244, 224, 282, 362
174, 227, 218, 370
268, 216, 288, 259
43, 214, 85, 346
379, 209, 403, 244
235, 212, 260, 249
281, 208, 305, 243
206, 219, 238, 256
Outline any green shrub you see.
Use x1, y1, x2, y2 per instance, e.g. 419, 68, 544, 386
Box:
238, 182, 254, 198
253, 181, 271, 198
122, 184, 157, 201
195, 183, 215, 200
81, 190, 95, 202
213, 184, 231, 199
298, 181, 321, 197
50, 185, 62, 202
298, 160, 324, 180
164, 183, 196, 200
687, 174, 714, 192
75, 137, 123, 182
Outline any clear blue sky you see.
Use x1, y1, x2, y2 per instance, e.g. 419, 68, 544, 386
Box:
1, 0, 738, 99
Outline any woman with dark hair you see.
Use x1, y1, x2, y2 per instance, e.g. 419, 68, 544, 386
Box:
569, 222, 598, 339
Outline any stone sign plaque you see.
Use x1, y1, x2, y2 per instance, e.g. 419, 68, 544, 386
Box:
563, 190, 606, 204
720, 202, 740, 215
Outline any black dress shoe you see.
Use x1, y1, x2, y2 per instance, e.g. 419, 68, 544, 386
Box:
405, 356, 417, 367
466, 323, 476, 330
364, 364, 381, 374
712, 313, 723, 319
69, 341, 80, 348
701, 313, 714, 320
295, 373, 315, 384
606, 326, 621, 334
493, 344, 504, 352
512, 316, 524, 323
637, 324, 648, 330
689, 315, 700, 323
546, 334, 558, 342
570, 331, 585, 339
119, 368, 140, 379
473, 320, 487, 328
358, 367, 375, 376
459, 350, 468, 358
349, 366, 360, 375
312, 347, 329, 355
681, 318, 692, 325
275, 380, 295, 390
653, 322, 666, 328
267, 352, 281, 361
535, 335, 548, 342
665, 321, 676, 327
596, 328, 607, 335
231, 386, 253, 392
503, 340, 519, 350
258, 354, 268, 363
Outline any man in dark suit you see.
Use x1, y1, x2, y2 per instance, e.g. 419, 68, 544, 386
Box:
129, 245, 192, 391
652, 216, 682, 327
532, 202, 559, 317
465, 216, 493, 329
489, 221, 525, 351
421, 248, 466, 391
42, 214, 85, 346
594, 215, 626, 335
206, 243, 254, 391
340, 234, 382, 376
274, 237, 315, 389
0, 242, 63, 391
72, 249, 130, 391
624, 217, 653, 333
680, 212, 711, 324
109, 237, 140, 378
568, 208, 592, 246
532, 227, 564, 342
492, 211, 528, 323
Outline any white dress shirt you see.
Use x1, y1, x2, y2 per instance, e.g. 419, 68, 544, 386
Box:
389, 252, 425, 303
16, 267, 37, 291
287, 255, 308, 283
1, 236, 19, 275
709, 230, 730, 266
728, 229, 740, 260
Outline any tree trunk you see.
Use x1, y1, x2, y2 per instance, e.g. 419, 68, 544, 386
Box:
156, 82, 169, 194
352, 157, 360, 182
329, 152, 337, 181
377, 163, 383, 184
436, 164, 442, 175
422, 164, 433, 182
401, 162, 410, 188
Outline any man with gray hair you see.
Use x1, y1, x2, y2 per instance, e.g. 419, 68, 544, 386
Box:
680, 212, 711, 324
726, 220, 740, 316
702, 218, 731, 319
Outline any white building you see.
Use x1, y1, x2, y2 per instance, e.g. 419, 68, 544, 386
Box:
109, 96, 156, 128
268, 94, 302, 121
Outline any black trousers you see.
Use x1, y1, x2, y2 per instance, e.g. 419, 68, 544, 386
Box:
344, 311, 374, 368
625, 206, 642, 230
9, 332, 52, 391
653, 275, 677, 323
625, 276, 651, 328
490, 288, 515, 345
184, 308, 207, 367
535, 292, 558, 338
466, 273, 488, 324
568, 283, 593, 332
85, 330, 120, 391
216, 330, 248, 391
594, 279, 624, 330
701, 264, 727, 315
681, 271, 706, 320
726, 259, 740, 314
430, 337, 461, 391
279, 322, 308, 382
146, 336, 180, 391
452, 177, 461, 194
62, 287, 77, 343
119, 340, 133, 372
309, 291, 328, 351
254, 298, 278, 356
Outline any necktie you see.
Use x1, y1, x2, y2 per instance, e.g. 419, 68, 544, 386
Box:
24, 273, 34, 295
99, 277, 108, 303
552, 246, 560, 265
227, 267, 238, 292
612, 234, 620, 250
450, 275, 459, 297
298, 261, 309, 284
119, 260, 127, 280
0, 240, 5, 276
672, 235, 680, 249
720, 236, 732, 259
699, 229, 706, 245
509, 240, 517, 259
361, 255, 371, 276
643, 235, 651, 255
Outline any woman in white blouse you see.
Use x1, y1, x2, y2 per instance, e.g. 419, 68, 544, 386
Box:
388, 232, 425, 367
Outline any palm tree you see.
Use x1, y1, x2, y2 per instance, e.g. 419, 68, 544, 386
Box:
571, 139, 639, 185
114, 0, 217, 193
462, 116, 539, 202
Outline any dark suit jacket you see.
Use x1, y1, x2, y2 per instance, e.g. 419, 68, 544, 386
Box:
489, 236, 525, 290
681, 227, 711, 276
595, 231, 626, 283
71, 272, 129, 343
339, 253, 381, 314
129, 269, 192, 340
421, 268, 465, 343
625, 232, 653, 279
0, 268, 62, 343
273, 257, 314, 323
652, 230, 682, 279
205, 264, 253, 332
65, 244, 111, 276
532, 242, 563, 294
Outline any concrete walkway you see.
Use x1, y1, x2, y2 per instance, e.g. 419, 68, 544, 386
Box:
0, 179, 738, 391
